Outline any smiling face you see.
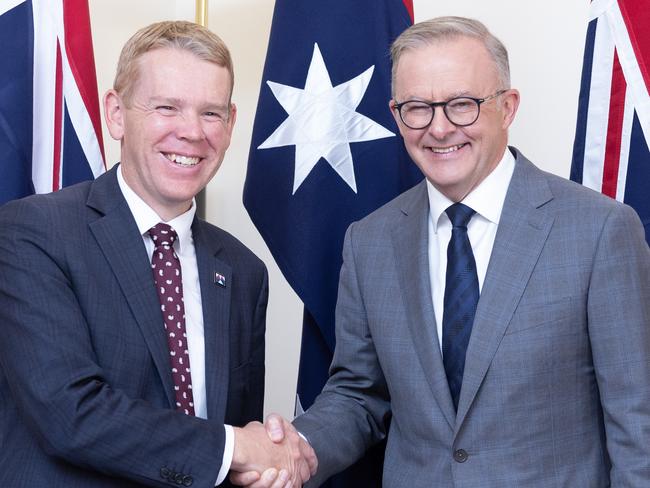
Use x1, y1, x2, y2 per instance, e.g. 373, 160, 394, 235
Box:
390, 36, 519, 202
104, 47, 236, 220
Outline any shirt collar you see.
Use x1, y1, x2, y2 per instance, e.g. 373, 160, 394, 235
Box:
427, 147, 516, 232
117, 164, 196, 251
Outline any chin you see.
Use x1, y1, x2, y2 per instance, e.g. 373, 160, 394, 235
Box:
425, 168, 465, 186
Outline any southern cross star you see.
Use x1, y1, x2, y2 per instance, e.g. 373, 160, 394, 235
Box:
258, 43, 395, 194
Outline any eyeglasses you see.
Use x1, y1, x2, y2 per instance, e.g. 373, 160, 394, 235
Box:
393, 90, 507, 129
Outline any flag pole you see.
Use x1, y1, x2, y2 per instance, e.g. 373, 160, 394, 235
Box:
195, 0, 208, 219
195, 0, 208, 26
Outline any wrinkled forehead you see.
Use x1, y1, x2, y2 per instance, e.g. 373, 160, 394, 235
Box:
393, 38, 500, 95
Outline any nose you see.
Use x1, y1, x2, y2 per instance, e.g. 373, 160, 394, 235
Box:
176, 112, 205, 141
427, 106, 456, 140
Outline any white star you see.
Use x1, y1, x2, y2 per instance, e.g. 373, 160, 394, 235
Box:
258, 43, 395, 193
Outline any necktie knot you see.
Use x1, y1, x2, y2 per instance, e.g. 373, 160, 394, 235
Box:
148, 223, 177, 248
445, 202, 475, 229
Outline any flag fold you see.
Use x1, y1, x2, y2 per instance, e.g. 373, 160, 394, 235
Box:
0, 0, 104, 206
571, 0, 650, 243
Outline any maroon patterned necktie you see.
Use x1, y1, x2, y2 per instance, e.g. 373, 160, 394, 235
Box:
148, 223, 195, 416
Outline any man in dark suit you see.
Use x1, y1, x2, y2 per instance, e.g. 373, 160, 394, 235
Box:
0, 21, 313, 488
233, 16, 650, 488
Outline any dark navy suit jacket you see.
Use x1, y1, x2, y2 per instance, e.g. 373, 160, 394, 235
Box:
0, 166, 268, 487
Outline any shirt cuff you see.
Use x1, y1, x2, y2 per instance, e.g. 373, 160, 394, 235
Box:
215, 424, 234, 485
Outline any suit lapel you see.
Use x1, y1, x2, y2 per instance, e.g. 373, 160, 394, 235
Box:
455, 152, 555, 429
86, 167, 176, 407
193, 221, 232, 422
391, 181, 456, 429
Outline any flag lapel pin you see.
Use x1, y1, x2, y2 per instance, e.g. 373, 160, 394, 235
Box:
214, 273, 226, 287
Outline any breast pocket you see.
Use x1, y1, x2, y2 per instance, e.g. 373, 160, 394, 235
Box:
505, 296, 583, 336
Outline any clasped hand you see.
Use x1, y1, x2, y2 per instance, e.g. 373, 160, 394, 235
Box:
230, 414, 318, 488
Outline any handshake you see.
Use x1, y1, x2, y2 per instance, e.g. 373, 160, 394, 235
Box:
230, 414, 318, 488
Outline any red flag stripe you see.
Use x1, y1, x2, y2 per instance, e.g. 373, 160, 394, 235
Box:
618, 0, 650, 94
62, 0, 105, 164
602, 50, 626, 198
402, 0, 413, 23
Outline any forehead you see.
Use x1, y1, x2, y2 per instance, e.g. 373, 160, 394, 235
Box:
131, 47, 231, 103
394, 37, 498, 98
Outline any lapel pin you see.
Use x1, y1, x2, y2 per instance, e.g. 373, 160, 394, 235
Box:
214, 273, 226, 287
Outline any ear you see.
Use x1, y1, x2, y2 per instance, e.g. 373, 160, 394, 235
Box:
226, 102, 237, 136
103, 89, 125, 141
500, 89, 520, 130
389, 99, 405, 135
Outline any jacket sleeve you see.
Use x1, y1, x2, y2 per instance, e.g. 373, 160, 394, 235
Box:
293, 222, 391, 486
587, 203, 650, 486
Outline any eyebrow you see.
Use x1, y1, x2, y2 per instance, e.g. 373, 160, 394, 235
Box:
448, 90, 474, 98
404, 90, 475, 102
148, 96, 229, 111
148, 96, 183, 106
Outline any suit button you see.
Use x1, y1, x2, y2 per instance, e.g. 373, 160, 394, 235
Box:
453, 449, 468, 463
160, 467, 171, 479
174, 473, 184, 484
182, 475, 193, 486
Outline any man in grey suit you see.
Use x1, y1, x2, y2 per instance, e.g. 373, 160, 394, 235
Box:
0, 21, 313, 488
233, 16, 650, 488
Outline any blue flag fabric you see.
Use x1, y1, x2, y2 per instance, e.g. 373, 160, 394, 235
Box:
571, 0, 650, 243
0, 2, 33, 204
0, 0, 104, 207
244, 0, 422, 485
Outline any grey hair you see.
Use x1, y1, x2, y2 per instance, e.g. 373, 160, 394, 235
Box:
390, 16, 510, 96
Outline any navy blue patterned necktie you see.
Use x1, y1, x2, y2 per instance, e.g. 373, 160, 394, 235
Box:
442, 203, 479, 412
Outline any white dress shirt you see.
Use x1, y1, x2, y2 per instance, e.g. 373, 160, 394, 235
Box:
117, 167, 232, 485
427, 149, 515, 353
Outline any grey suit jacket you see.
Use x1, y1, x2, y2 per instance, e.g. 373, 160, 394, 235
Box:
294, 148, 650, 487
0, 166, 268, 487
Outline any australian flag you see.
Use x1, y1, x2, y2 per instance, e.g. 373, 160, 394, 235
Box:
0, 0, 104, 206
244, 0, 422, 485
571, 0, 650, 244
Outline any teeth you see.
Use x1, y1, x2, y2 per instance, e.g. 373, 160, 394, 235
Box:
164, 153, 200, 166
431, 144, 465, 154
